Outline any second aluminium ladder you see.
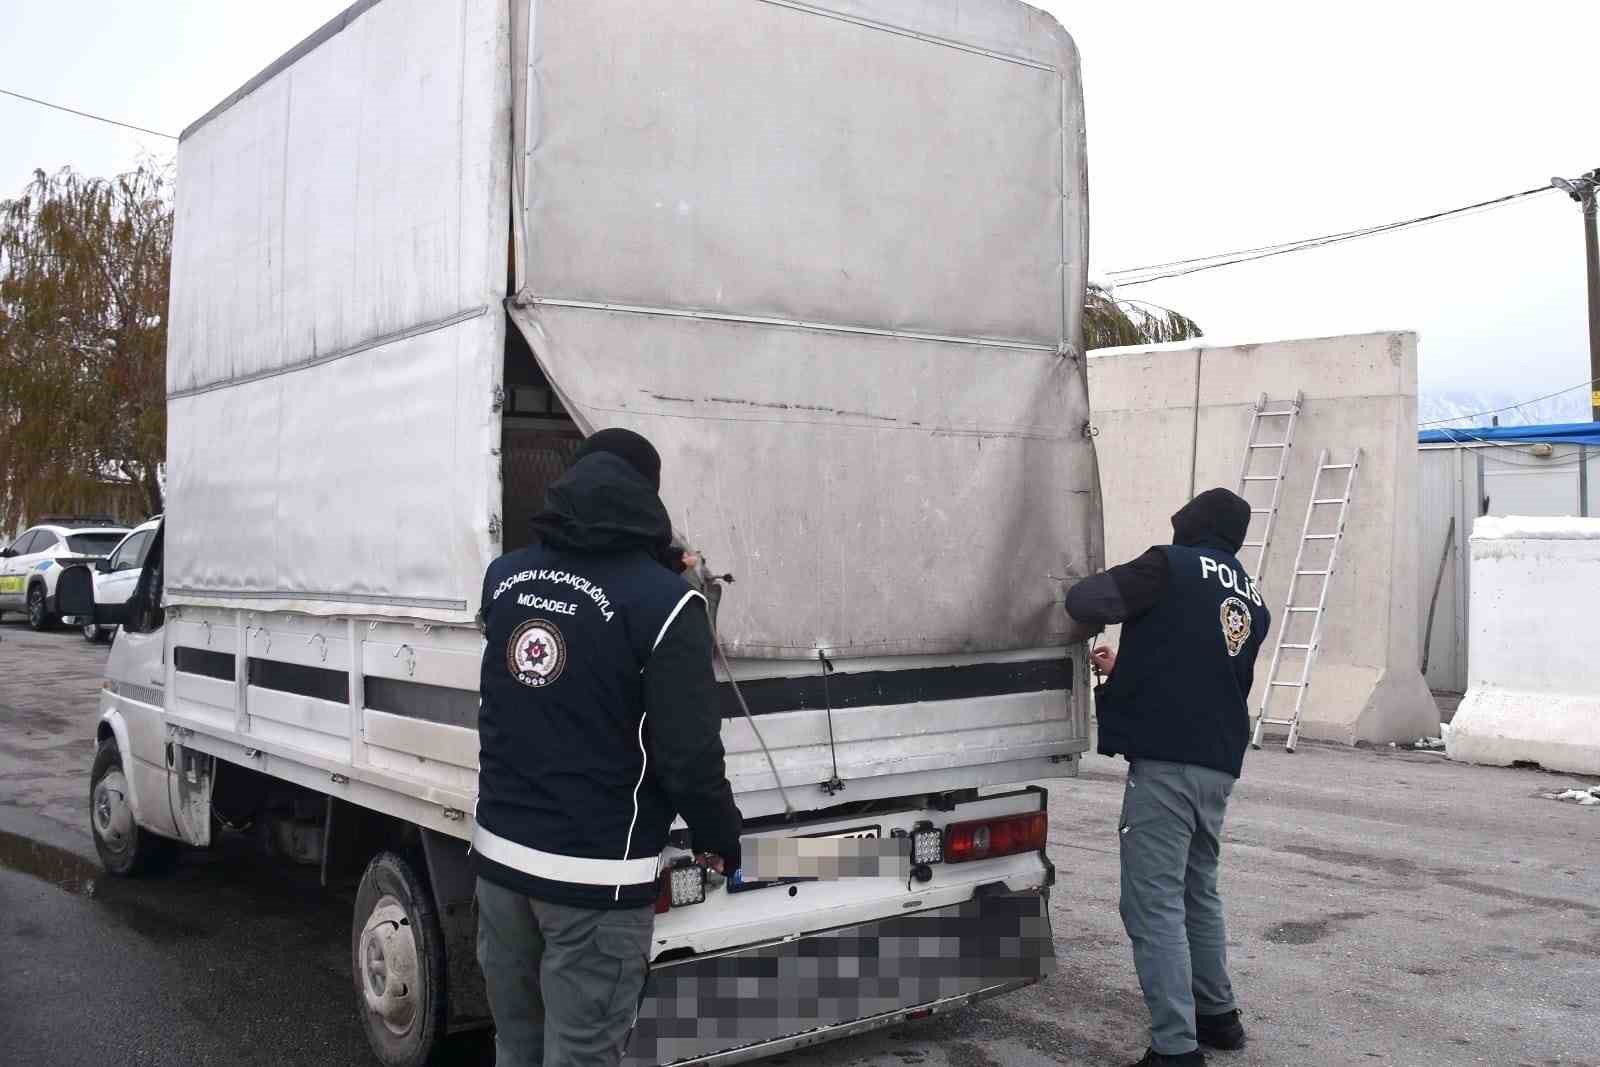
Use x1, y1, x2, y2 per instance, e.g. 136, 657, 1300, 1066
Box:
1235, 392, 1303, 581
1251, 447, 1361, 752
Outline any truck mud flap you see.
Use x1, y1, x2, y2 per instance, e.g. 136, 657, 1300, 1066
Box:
626, 890, 1054, 1067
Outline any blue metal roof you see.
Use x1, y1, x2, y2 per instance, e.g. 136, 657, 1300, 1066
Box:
1418, 421, 1600, 446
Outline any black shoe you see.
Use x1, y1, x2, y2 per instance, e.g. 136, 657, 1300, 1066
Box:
1125, 1050, 1206, 1066
1196, 1008, 1247, 1050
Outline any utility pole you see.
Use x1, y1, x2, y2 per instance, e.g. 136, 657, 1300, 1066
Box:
1551, 169, 1600, 421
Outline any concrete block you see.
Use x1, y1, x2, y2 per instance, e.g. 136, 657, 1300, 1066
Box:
1447, 517, 1600, 775
1087, 332, 1439, 747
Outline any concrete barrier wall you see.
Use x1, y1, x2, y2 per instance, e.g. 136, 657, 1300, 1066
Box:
1447, 517, 1600, 775
1086, 331, 1439, 746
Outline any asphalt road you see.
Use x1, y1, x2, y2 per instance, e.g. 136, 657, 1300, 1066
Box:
2, 617, 1599, 1067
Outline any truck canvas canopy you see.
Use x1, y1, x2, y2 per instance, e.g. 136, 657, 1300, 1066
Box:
164, 0, 1098, 662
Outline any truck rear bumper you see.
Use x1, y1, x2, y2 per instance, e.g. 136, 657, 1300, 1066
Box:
625, 887, 1054, 1067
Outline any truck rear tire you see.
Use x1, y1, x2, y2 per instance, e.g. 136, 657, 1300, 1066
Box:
90, 739, 180, 876
353, 850, 450, 1067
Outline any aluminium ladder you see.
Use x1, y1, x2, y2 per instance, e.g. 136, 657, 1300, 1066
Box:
1234, 392, 1303, 581
1251, 447, 1361, 752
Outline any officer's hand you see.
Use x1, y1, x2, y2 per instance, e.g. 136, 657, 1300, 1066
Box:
1090, 645, 1117, 675
695, 852, 725, 874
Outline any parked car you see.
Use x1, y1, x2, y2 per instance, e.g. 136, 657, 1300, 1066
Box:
80, 517, 161, 642
0, 518, 131, 630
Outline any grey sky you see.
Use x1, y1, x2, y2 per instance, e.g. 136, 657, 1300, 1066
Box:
2, 1, 1595, 404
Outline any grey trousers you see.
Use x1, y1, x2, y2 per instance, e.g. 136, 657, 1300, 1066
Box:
1118, 759, 1238, 1056
475, 877, 655, 1067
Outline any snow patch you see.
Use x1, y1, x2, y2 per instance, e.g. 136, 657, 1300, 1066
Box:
1470, 516, 1600, 542
1544, 787, 1600, 807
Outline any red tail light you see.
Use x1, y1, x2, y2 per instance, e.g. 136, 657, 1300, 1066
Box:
943, 811, 1047, 863
654, 873, 672, 914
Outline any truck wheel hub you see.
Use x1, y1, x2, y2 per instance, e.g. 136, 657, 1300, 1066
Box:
360, 898, 419, 1035
93, 770, 134, 854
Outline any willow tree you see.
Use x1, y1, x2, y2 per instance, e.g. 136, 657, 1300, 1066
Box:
0, 164, 171, 530
1083, 285, 1203, 350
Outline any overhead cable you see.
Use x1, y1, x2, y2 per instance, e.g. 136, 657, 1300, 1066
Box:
1417, 375, 1600, 428
1426, 425, 1595, 464
0, 88, 177, 140
1107, 186, 1554, 287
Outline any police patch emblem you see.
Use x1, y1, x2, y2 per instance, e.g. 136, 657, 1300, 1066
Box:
507, 619, 567, 688
1220, 596, 1252, 658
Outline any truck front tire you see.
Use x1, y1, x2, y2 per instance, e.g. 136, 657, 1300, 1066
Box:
90, 739, 179, 876
353, 850, 450, 1067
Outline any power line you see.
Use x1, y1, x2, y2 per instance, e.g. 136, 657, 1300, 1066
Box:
1109, 186, 1550, 279
1107, 186, 1555, 287
1112, 218, 1413, 276
1425, 424, 1593, 464
1417, 375, 1600, 428
1112, 187, 1551, 286
0, 88, 176, 140
1108, 194, 1540, 277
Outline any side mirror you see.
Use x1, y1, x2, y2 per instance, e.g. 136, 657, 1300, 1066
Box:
55, 565, 131, 628
96, 558, 114, 573
0, 547, 13, 558
55, 565, 96, 616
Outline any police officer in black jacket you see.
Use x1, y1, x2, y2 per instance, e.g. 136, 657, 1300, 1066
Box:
1064, 488, 1269, 1067
474, 428, 743, 1067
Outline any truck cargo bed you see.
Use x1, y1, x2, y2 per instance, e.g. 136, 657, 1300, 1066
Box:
164, 606, 1087, 834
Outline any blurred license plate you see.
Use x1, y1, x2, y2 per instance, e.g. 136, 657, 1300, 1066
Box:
730, 826, 884, 891
805, 825, 880, 840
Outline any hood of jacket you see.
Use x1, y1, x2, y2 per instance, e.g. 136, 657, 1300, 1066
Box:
531, 451, 674, 557
1171, 487, 1251, 555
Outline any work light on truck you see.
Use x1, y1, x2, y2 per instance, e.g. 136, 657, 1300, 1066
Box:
942, 811, 1047, 864
910, 822, 944, 865
668, 858, 707, 907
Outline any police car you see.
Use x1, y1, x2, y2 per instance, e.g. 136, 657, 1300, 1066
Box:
0, 518, 131, 631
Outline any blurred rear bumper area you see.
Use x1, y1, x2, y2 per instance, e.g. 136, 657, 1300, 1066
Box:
626, 887, 1055, 1067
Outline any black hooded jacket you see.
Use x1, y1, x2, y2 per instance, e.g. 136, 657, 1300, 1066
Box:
473, 452, 743, 908
1064, 489, 1271, 777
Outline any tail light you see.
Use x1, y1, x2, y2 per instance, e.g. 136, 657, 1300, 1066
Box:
654, 874, 672, 914
943, 810, 1047, 863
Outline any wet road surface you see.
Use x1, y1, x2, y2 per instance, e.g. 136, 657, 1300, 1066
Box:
3, 617, 1599, 1066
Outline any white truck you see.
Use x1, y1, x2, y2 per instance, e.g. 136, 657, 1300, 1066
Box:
61, 1, 1101, 1064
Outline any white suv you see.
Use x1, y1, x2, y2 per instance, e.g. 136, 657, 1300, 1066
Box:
80, 518, 161, 642
0, 519, 131, 631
